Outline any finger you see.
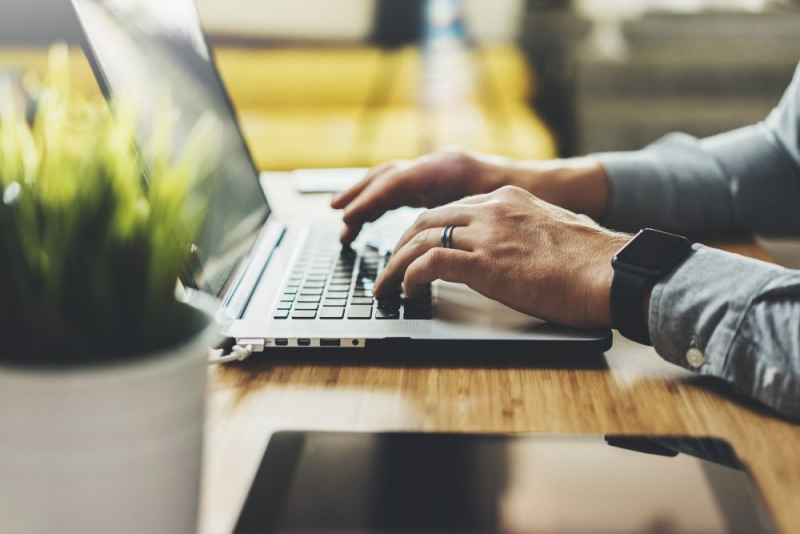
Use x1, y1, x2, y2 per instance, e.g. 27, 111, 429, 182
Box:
374, 226, 477, 296
404, 248, 476, 299
392, 204, 476, 255
341, 169, 420, 229
339, 223, 362, 246
331, 176, 372, 209
331, 161, 395, 209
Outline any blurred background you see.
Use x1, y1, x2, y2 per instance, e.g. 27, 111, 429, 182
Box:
2, 0, 800, 262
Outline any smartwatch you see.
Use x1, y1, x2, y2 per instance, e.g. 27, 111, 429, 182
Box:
611, 229, 693, 345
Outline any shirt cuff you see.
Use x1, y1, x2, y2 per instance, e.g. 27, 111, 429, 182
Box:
648, 244, 782, 378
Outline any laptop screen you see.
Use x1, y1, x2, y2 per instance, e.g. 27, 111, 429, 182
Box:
72, 0, 271, 298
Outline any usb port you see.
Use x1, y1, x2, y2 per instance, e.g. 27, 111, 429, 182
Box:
275, 339, 288, 347
320, 339, 341, 347
297, 339, 311, 347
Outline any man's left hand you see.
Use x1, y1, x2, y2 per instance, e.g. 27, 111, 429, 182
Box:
373, 186, 631, 329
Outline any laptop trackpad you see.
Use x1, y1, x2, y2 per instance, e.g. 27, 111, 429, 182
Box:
435, 281, 545, 329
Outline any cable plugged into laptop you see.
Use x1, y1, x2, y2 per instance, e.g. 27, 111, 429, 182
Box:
209, 336, 268, 365
209, 344, 253, 365
209, 338, 266, 365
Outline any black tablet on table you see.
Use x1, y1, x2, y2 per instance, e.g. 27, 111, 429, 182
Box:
234, 431, 775, 534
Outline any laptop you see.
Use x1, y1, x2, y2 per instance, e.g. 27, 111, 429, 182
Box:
71, 0, 612, 354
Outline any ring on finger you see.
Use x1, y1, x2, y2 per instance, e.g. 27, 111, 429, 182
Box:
441, 225, 456, 249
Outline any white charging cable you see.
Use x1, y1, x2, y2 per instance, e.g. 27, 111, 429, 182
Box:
208, 344, 254, 365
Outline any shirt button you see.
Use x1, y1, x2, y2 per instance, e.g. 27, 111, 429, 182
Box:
686, 348, 706, 369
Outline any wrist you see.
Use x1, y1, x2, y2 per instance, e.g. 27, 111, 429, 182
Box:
584, 231, 632, 328
517, 158, 610, 220
467, 154, 518, 196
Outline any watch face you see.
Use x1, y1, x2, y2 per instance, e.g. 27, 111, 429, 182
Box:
615, 230, 691, 272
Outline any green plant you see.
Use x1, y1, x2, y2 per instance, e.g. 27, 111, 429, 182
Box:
0, 45, 219, 365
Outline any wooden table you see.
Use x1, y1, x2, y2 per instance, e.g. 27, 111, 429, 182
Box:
199, 176, 800, 534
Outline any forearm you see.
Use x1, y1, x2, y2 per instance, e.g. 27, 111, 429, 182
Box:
480, 156, 610, 221
648, 245, 800, 420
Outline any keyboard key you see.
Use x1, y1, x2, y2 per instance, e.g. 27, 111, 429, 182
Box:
404, 310, 432, 320
280, 293, 296, 302
323, 298, 347, 307
351, 297, 374, 306
283, 287, 298, 295
276, 302, 292, 310
404, 297, 431, 308
273, 310, 289, 319
376, 309, 400, 320
328, 284, 351, 292
292, 310, 317, 319
347, 305, 373, 319
300, 288, 323, 296
297, 295, 322, 303
353, 290, 373, 298
326, 287, 350, 293
295, 302, 319, 311
320, 307, 346, 319
377, 297, 400, 307
305, 274, 328, 282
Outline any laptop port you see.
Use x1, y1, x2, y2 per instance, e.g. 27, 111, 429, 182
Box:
275, 339, 288, 347
297, 339, 311, 347
320, 339, 341, 347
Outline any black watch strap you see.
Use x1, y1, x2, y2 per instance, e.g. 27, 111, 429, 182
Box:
610, 269, 653, 346
610, 229, 693, 346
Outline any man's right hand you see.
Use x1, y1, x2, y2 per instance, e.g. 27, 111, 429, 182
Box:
331, 146, 611, 244
331, 147, 510, 244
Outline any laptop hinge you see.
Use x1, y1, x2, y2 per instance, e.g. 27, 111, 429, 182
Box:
217, 219, 286, 324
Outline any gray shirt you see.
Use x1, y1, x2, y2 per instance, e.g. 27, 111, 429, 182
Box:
595, 62, 800, 420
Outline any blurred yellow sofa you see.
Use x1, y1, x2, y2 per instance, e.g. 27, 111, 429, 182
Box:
0, 44, 556, 171
215, 44, 556, 169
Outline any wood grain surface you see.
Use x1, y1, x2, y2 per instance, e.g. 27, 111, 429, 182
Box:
199, 178, 800, 534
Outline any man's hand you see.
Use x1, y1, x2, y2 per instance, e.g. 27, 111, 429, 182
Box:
332, 146, 611, 245
332, 147, 513, 245
373, 186, 631, 329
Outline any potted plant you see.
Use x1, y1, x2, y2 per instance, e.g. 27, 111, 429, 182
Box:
0, 46, 221, 534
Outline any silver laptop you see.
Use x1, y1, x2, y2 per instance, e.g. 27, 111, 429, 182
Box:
72, 0, 611, 354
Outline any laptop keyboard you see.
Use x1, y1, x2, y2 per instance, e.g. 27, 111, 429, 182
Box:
272, 238, 433, 321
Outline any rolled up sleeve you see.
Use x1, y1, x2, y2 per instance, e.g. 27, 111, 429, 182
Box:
650, 245, 800, 419
596, 62, 800, 238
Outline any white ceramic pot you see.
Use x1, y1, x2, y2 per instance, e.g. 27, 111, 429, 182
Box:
0, 321, 218, 534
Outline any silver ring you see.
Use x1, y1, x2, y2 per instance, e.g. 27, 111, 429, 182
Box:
441, 226, 455, 249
